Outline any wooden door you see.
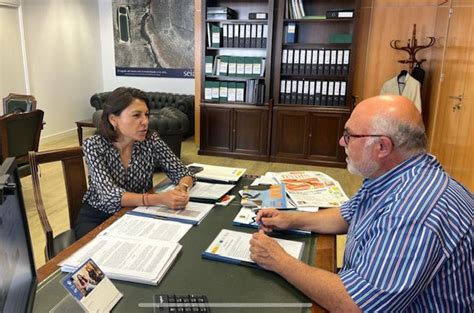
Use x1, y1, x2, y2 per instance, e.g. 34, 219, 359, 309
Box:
430, 4, 474, 190
233, 108, 269, 157
199, 105, 233, 153
271, 109, 309, 160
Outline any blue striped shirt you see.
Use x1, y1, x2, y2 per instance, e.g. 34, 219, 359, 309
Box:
339, 154, 473, 312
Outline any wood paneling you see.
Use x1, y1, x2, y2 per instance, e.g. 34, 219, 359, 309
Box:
194, 0, 202, 146
352, 5, 373, 103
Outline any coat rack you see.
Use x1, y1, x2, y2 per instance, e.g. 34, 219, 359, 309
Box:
390, 24, 435, 72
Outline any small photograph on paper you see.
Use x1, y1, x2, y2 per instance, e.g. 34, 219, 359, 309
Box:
63, 259, 104, 300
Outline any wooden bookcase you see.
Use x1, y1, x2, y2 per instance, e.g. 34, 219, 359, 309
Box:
198, 0, 359, 166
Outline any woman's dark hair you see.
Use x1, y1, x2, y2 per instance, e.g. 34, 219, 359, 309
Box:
98, 87, 149, 142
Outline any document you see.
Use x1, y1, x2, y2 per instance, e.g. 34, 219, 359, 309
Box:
202, 229, 305, 267
274, 171, 349, 208
188, 163, 246, 183
188, 181, 235, 202
98, 213, 191, 242
131, 202, 214, 225
240, 184, 287, 209
60, 236, 182, 285
233, 207, 311, 236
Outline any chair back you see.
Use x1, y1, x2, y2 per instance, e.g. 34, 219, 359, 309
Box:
3, 93, 37, 114
29, 147, 87, 260
0, 110, 44, 167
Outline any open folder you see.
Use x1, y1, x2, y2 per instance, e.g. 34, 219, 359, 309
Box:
188, 163, 246, 183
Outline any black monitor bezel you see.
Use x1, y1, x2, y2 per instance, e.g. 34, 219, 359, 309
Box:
0, 157, 37, 313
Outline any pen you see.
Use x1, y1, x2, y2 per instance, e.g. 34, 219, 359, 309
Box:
251, 207, 297, 213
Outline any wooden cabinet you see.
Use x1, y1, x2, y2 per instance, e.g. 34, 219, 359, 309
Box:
199, 103, 269, 160
271, 107, 348, 166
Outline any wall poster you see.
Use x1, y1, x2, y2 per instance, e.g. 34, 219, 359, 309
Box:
113, 0, 194, 78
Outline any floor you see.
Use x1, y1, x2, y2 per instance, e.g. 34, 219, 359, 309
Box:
22, 130, 362, 270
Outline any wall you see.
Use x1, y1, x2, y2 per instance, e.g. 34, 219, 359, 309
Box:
21, 0, 103, 137
98, 0, 195, 94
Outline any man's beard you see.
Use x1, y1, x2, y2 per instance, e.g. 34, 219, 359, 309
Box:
346, 142, 380, 178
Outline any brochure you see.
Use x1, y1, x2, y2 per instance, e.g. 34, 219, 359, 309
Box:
240, 184, 287, 209
131, 202, 214, 225
188, 163, 246, 183
61, 259, 122, 312
189, 181, 236, 202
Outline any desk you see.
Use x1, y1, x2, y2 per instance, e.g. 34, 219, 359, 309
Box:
75, 119, 95, 145
34, 177, 336, 313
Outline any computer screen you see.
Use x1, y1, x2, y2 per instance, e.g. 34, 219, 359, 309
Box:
0, 157, 37, 313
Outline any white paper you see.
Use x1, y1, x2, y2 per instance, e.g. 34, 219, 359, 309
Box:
60, 237, 181, 285
189, 181, 235, 201
188, 163, 246, 182
133, 202, 214, 225
204, 229, 304, 263
98, 214, 191, 242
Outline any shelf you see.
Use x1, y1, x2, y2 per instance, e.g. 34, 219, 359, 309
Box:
284, 18, 353, 23
206, 19, 268, 24
206, 47, 267, 50
205, 75, 265, 81
274, 103, 351, 112
280, 73, 348, 80
282, 43, 351, 48
201, 101, 269, 108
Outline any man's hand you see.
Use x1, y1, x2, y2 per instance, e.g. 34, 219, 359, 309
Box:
255, 208, 292, 232
160, 189, 190, 209
249, 230, 291, 272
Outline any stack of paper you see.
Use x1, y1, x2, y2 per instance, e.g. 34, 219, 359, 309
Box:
273, 171, 349, 208
60, 214, 189, 285
188, 163, 246, 183
131, 202, 214, 225
189, 181, 235, 202
202, 229, 305, 267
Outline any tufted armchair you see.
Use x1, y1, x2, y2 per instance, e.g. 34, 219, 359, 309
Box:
90, 91, 194, 158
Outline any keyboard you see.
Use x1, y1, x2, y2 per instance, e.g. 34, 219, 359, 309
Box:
153, 294, 210, 313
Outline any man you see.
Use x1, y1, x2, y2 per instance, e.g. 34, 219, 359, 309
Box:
250, 95, 473, 312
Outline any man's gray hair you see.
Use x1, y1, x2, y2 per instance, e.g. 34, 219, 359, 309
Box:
371, 116, 427, 158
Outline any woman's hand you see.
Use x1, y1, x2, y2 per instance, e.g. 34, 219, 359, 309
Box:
159, 189, 190, 209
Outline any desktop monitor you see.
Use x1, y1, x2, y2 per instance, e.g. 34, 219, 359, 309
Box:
0, 157, 37, 313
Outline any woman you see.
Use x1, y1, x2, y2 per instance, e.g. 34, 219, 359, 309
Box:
74, 87, 194, 238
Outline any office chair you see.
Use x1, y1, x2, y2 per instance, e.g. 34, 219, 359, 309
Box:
0, 110, 44, 177
3, 93, 37, 114
29, 147, 87, 261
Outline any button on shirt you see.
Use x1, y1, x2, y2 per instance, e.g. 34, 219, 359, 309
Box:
83, 132, 194, 214
339, 154, 473, 312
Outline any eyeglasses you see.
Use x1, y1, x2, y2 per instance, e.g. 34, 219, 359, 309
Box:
342, 129, 392, 145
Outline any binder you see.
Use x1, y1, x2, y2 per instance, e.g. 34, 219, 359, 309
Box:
236, 57, 245, 77
205, 55, 214, 75
321, 81, 328, 105
250, 24, 257, 48
303, 80, 309, 105
287, 49, 294, 74
252, 57, 262, 77
299, 49, 306, 74
206, 22, 211, 47
219, 56, 228, 76
293, 49, 300, 74
222, 24, 228, 48
204, 81, 213, 100
340, 81, 347, 105
262, 24, 268, 48
343, 50, 350, 75
330, 50, 337, 75
227, 23, 234, 47
324, 49, 331, 75
281, 49, 288, 74
280, 80, 286, 103
211, 81, 220, 102
249, 12, 268, 20
239, 24, 245, 47
286, 22, 296, 43
284, 79, 292, 104
317, 50, 324, 74
228, 56, 237, 76
244, 57, 253, 77
219, 82, 228, 102
336, 50, 343, 75
308, 81, 315, 105
245, 79, 256, 104
245, 24, 251, 47
315, 81, 322, 105
233, 24, 240, 47
327, 81, 334, 106
333, 81, 341, 106
236, 82, 245, 102
228, 82, 237, 102
296, 80, 304, 104
256, 24, 263, 48
305, 50, 312, 74
311, 49, 318, 75
290, 80, 298, 104
211, 24, 221, 48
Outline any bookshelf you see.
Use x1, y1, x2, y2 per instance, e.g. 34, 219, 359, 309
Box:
198, 0, 359, 166
199, 0, 275, 160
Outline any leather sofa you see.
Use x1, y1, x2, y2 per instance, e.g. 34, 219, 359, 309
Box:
90, 91, 194, 158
